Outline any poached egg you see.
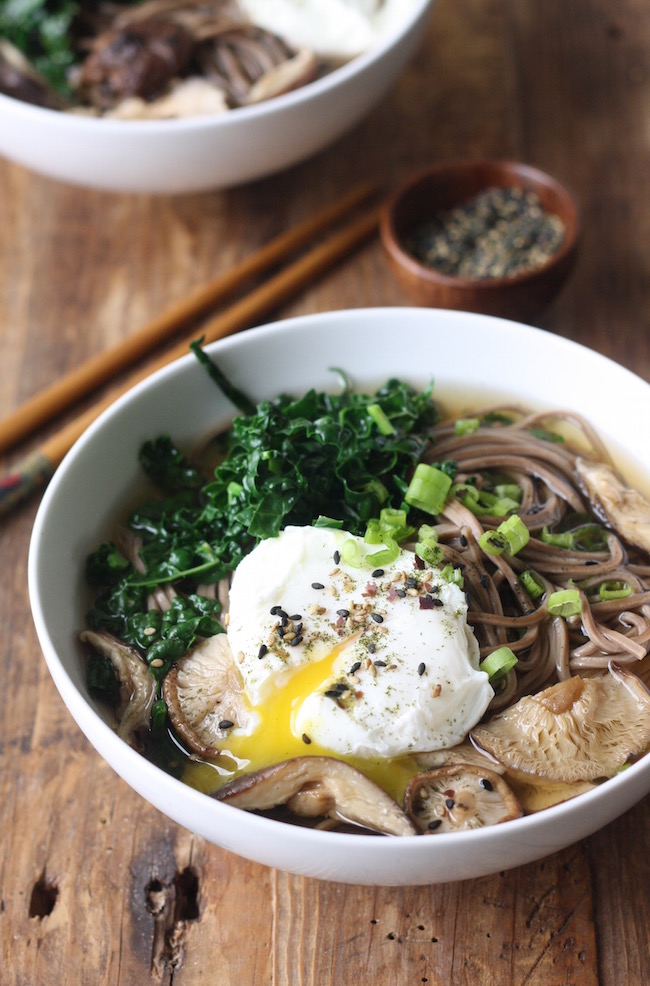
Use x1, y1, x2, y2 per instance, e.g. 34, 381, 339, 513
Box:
209, 525, 493, 799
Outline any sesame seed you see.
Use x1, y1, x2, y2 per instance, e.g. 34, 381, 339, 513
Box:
432, 598, 444, 607
445, 798, 455, 810
143, 626, 157, 636
418, 662, 426, 676
219, 720, 234, 730
237, 650, 246, 663
370, 612, 384, 623
290, 635, 304, 646
257, 644, 268, 660
223, 613, 230, 627
350, 662, 362, 674
395, 588, 406, 598
460, 534, 468, 547
150, 658, 164, 668
427, 819, 442, 831
302, 733, 312, 744
372, 568, 385, 578
337, 609, 350, 618
333, 550, 341, 564
311, 582, 325, 590
432, 684, 442, 698
479, 777, 494, 791
374, 660, 387, 667
270, 605, 281, 615
289, 614, 302, 622
367, 643, 376, 654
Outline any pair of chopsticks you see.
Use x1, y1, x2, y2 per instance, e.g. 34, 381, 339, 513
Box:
0, 182, 382, 517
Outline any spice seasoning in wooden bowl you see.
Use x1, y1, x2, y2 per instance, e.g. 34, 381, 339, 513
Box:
380, 160, 580, 321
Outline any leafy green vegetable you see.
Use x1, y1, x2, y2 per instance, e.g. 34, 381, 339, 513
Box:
85, 371, 440, 679
0, 0, 80, 94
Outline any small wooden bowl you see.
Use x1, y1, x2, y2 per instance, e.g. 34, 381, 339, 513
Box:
380, 159, 580, 321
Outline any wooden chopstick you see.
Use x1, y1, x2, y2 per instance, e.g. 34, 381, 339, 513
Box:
0, 197, 382, 516
0, 180, 379, 458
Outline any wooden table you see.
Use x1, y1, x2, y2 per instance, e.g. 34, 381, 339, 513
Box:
1, 1, 649, 982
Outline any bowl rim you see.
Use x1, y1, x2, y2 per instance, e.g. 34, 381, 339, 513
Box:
0, 0, 433, 134
380, 158, 581, 292
27, 306, 650, 880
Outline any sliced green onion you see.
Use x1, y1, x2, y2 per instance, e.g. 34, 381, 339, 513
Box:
519, 569, 545, 601
547, 588, 582, 617
405, 463, 452, 515
342, 539, 366, 568
541, 526, 575, 549
478, 530, 508, 556
494, 483, 522, 503
367, 403, 395, 435
368, 538, 400, 567
489, 496, 521, 517
599, 580, 633, 601
479, 646, 518, 683
440, 564, 464, 588
454, 417, 480, 436
415, 525, 443, 566
498, 515, 530, 554
571, 523, 608, 552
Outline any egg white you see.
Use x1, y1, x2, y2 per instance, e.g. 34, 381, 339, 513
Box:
224, 526, 493, 773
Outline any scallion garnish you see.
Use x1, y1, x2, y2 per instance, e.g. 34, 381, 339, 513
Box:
405, 463, 452, 515
547, 588, 582, 617
598, 580, 633, 601
479, 646, 518, 683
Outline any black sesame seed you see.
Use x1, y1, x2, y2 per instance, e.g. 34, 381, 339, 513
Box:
374, 660, 387, 667
479, 574, 489, 589
445, 798, 455, 809
257, 644, 268, 660
432, 598, 444, 607
370, 612, 384, 623
418, 662, 426, 676
277, 609, 289, 620
277, 626, 285, 637
280, 616, 288, 627
479, 777, 494, 791
270, 605, 281, 615
460, 534, 468, 547
290, 635, 304, 646
311, 582, 325, 590
405, 577, 418, 589
293, 622, 303, 634
395, 588, 407, 598
350, 661, 362, 674
289, 614, 302, 622
219, 719, 234, 730
372, 568, 385, 578
302, 733, 312, 744
427, 819, 442, 831
337, 608, 350, 617
368, 643, 376, 654
333, 550, 341, 564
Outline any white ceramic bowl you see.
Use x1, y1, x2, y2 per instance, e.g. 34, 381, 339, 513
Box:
28, 308, 650, 885
0, 1, 432, 194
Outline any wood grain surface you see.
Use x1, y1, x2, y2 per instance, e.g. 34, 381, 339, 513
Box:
1, 1, 649, 983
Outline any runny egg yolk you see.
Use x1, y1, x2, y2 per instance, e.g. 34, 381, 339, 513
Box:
185, 635, 419, 802
232, 637, 418, 802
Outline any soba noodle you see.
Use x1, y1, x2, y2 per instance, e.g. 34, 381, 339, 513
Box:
425, 407, 650, 710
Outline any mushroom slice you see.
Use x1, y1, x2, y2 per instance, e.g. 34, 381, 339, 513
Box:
163, 634, 249, 758
243, 48, 318, 104
505, 775, 597, 814
413, 741, 505, 774
575, 457, 650, 552
214, 756, 417, 836
404, 764, 522, 833
471, 666, 650, 783
80, 629, 156, 747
